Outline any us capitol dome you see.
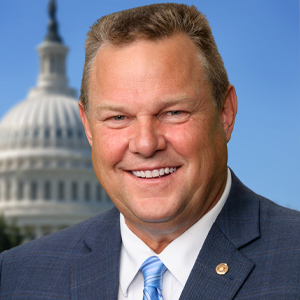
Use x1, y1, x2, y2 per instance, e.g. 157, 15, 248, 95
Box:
0, 0, 113, 240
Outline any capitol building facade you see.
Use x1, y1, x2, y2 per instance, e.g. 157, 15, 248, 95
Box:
0, 0, 113, 240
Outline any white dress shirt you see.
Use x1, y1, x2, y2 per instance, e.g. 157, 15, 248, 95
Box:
118, 168, 231, 300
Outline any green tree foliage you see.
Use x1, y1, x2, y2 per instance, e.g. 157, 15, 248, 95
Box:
0, 215, 23, 252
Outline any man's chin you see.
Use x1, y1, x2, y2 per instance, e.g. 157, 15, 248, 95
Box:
130, 205, 181, 225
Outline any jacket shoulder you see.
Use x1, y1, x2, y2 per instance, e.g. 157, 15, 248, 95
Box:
2, 206, 119, 256
0, 207, 120, 298
258, 195, 300, 240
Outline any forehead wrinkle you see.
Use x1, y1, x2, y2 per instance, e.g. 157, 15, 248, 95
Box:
104, 75, 181, 91
97, 78, 190, 106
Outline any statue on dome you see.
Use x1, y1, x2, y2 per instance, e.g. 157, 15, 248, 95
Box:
48, 0, 56, 21
45, 0, 62, 43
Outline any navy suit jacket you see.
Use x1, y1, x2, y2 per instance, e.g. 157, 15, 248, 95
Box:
1, 171, 300, 299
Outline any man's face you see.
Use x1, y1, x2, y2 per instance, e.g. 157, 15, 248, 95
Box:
80, 33, 236, 239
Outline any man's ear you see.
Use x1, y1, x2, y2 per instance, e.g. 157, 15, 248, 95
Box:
220, 85, 238, 142
79, 101, 93, 147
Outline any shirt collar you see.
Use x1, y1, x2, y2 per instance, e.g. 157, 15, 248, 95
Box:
119, 168, 231, 296
119, 214, 156, 297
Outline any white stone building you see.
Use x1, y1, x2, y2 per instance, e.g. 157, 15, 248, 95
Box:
0, 0, 113, 240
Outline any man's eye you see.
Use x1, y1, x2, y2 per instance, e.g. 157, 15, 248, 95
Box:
166, 111, 182, 116
159, 110, 190, 124
104, 115, 132, 129
112, 115, 126, 121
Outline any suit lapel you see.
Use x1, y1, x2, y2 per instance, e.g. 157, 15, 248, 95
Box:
70, 207, 121, 300
179, 225, 254, 299
180, 171, 260, 300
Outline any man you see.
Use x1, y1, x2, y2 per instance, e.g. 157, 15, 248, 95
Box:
1, 3, 300, 300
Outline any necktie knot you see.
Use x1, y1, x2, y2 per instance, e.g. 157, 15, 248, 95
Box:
140, 256, 167, 300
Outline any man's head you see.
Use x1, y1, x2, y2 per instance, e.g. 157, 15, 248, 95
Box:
79, 4, 237, 252
80, 3, 229, 115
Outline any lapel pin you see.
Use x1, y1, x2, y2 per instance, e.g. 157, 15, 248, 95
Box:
216, 263, 228, 275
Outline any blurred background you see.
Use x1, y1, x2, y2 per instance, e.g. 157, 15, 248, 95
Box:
0, 0, 299, 248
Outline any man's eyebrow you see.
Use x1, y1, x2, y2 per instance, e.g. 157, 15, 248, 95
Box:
94, 104, 127, 112
159, 97, 195, 105
93, 96, 197, 115
157, 97, 199, 110
100, 97, 194, 107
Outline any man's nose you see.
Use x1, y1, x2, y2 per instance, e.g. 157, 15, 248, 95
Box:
128, 117, 167, 157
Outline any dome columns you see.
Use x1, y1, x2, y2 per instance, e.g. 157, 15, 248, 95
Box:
38, 42, 68, 89
28, 41, 76, 98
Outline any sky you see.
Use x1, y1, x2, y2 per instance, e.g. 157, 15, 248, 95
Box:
0, 0, 299, 209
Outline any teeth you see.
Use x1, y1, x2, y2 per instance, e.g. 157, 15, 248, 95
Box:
152, 170, 160, 177
131, 167, 178, 178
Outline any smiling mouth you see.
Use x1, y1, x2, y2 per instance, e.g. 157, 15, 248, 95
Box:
131, 167, 178, 178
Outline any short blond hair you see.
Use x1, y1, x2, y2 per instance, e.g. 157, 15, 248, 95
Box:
80, 3, 229, 113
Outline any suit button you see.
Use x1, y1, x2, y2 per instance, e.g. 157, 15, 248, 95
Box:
216, 263, 228, 275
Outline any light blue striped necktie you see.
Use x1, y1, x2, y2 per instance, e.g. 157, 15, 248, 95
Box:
140, 256, 167, 300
